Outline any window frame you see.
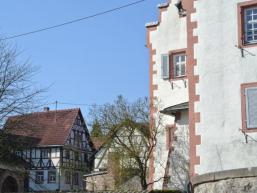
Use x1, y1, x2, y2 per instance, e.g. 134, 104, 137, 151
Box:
41, 149, 50, 159
73, 172, 79, 185
238, 0, 257, 48
241, 82, 257, 132
170, 49, 187, 80
173, 53, 186, 78
48, 171, 56, 184
65, 171, 71, 184
35, 171, 44, 184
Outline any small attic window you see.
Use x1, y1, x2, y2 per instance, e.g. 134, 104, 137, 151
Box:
175, 0, 186, 17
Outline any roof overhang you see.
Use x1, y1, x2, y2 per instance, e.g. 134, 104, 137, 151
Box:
160, 102, 189, 116
83, 171, 108, 178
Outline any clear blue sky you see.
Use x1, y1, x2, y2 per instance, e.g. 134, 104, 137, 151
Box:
0, 0, 164, 117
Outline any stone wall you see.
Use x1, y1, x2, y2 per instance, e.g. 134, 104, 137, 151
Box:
0, 169, 25, 193
194, 177, 257, 193
86, 173, 115, 191
85, 173, 142, 192
192, 167, 257, 193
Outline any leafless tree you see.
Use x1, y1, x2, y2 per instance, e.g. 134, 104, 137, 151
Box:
0, 40, 44, 161
0, 40, 43, 127
89, 96, 163, 190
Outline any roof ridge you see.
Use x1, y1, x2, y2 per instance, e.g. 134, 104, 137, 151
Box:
8, 108, 80, 118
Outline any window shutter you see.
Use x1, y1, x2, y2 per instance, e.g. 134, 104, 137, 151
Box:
161, 54, 169, 79
246, 87, 257, 128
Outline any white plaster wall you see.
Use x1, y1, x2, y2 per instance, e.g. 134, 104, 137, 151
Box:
94, 147, 108, 170
29, 169, 60, 191
168, 111, 189, 190
149, 1, 188, 189
194, 0, 257, 175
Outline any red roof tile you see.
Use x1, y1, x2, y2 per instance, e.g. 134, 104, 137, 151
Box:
4, 108, 80, 146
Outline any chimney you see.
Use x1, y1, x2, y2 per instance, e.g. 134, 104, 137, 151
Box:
43, 107, 50, 112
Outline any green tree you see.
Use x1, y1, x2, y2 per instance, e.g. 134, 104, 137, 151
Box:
89, 95, 162, 190
90, 119, 104, 138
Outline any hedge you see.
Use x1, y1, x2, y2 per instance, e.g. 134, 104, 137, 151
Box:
149, 190, 182, 193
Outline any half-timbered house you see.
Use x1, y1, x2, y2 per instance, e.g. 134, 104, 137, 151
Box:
4, 108, 93, 191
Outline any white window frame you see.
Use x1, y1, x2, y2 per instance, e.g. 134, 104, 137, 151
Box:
173, 53, 186, 78
244, 6, 257, 44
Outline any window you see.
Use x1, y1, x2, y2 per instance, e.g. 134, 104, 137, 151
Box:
41, 149, 50, 158
173, 53, 186, 78
65, 150, 70, 159
65, 171, 71, 184
74, 152, 79, 161
244, 6, 257, 44
241, 83, 257, 131
35, 171, 44, 184
48, 171, 56, 183
238, 1, 257, 47
74, 131, 83, 147
73, 172, 79, 185
161, 50, 186, 80
161, 54, 170, 79
83, 153, 88, 163
15, 151, 22, 157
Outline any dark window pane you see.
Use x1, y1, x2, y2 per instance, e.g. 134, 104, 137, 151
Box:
246, 9, 252, 16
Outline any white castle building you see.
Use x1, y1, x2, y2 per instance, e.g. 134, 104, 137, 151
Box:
147, 0, 257, 192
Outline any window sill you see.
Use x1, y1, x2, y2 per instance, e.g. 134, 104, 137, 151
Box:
242, 128, 257, 133
240, 42, 257, 48
170, 76, 187, 80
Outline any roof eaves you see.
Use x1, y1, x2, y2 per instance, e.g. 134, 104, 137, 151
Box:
157, 2, 169, 9
160, 102, 189, 115
145, 21, 159, 28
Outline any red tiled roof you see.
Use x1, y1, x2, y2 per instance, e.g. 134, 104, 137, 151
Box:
4, 108, 80, 146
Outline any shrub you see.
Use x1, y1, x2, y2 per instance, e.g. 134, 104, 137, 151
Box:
149, 190, 182, 193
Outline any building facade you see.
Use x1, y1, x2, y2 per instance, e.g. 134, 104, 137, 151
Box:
147, 0, 257, 192
4, 108, 93, 191
146, 1, 189, 190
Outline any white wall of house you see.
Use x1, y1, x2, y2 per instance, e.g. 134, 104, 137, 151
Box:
193, 0, 257, 175
148, 1, 188, 189
29, 169, 60, 191
94, 147, 108, 171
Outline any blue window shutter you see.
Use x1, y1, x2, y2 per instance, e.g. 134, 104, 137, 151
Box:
161, 54, 169, 79
246, 87, 257, 128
